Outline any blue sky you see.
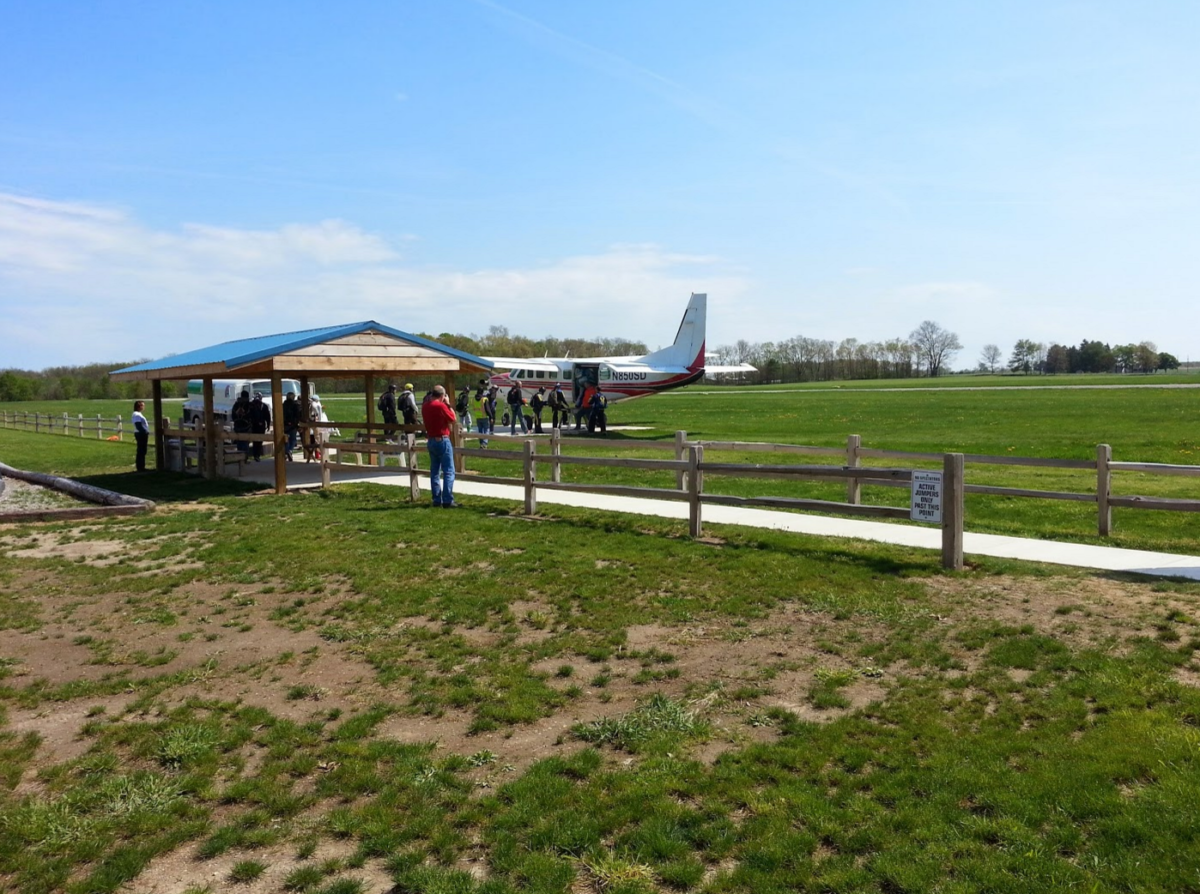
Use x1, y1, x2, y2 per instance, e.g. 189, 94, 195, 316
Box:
2, 1, 1198, 370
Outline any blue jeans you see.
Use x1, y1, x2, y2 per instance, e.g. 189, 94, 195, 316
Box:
427, 435, 455, 506
477, 416, 491, 448
509, 405, 528, 435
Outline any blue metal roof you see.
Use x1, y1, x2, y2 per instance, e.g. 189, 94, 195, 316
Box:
111, 321, 493, 376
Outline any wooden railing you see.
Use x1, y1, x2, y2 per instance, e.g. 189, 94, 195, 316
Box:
384, 429, 1199, 546
1, 410, 128, 440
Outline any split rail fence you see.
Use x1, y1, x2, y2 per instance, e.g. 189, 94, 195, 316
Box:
1, 411, 128, 440
312, 427, 1199, 569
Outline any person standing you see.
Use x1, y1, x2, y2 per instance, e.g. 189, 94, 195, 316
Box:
230, 389, 252, 459
479, 386, 496, 448
399, 383, 419, 428
248, 391, 271, 461
132, 400, 150, 472
304, 395, 324, 461
282, 392, 301, 460
573, 387, 588, 431
550, 383, 570, 430
529, 386, 546, 434
378, 383, 399, 441
423, 385, 458, 508
588, 386, 608, 435
455, 386, 472, 432
506, 382, 528, 435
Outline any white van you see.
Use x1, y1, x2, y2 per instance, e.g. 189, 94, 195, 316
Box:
181, 379, 321, 427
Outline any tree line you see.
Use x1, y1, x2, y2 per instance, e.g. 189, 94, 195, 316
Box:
0, 327, 650, 402
711, 322, 1182, 385
2, 321, 1181, 403
980, 339, 1180, 375
710, 320, 965, 383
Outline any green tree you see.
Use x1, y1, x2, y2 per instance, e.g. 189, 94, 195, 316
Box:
909, 320, 962, 377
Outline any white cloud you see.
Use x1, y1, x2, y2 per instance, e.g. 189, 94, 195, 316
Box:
0, 193, 747, 368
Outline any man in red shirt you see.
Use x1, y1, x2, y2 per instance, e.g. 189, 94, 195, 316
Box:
423, 385, 458, 507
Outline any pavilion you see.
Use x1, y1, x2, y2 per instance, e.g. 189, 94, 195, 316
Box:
110, 322, 493, 493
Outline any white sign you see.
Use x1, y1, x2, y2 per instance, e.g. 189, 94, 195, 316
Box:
911, 470, 943, 523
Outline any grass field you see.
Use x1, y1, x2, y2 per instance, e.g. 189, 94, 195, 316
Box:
1, 381, 1200, 893
4, 378, 1200, 553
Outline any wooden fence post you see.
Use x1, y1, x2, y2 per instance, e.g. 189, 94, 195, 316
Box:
35, 412, 40, 434
1097, 443, 1112, 537
96, 414, 102, 439
321, 447, 331, 489
117, 415, 125, 442
846, 434, 862, 504
408, 436, 420, 502
675, 430, 688, 491
688, 444, 704, 537
551, 427, 562, 483
62, 412, 68, 435
524, 440, 537, 515
942, 452, 965, 570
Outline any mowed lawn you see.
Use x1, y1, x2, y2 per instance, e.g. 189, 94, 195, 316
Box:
1, 383, 1200, 894
4, 379, 1200, 552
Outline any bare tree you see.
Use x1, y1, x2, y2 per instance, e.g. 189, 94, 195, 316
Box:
980, 344, 1002, 374
909, 321, 962, 377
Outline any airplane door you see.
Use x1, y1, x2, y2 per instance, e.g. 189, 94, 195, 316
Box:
572, 364, 599, 404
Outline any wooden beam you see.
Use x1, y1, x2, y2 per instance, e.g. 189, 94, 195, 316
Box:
109, 361, 229, 383
203, 378, 217, 479
277, 356, 463, 372
282, 344, 451, 359
271, 372, 286, 495
152, 380, 165, 472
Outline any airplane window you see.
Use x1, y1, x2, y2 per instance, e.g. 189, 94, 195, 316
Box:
536, 371, 544, 379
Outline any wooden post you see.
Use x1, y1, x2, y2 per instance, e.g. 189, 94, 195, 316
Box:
271, 372, 286, 494
96, 414, 102, 439
365, 373, 377, 465
453, 423, 464, 474
77, 414, 82, 437
942, 452, 965, 570
35, 412, 40, 434
202, 379, 217, 479
688, 444, 704, 537
551, 427, 562, 483
62, 412, 68, 435
321, 444, 331, 489
152, 380, 165, 471
846, 434, 862, 504
675, 430, 688, 490
117, 415, 124, 441
408, 436, 421, 502
524, 440, 537, 515
1097, 443, 1112, 537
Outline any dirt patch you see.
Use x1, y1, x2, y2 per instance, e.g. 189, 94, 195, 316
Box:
3, 548, 1199, 890
121, 837, 395, 894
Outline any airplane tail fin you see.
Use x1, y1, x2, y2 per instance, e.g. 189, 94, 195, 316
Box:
641, 293, 707, 370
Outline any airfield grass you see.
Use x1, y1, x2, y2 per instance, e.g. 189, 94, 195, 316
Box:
1, 463, 1200, 892
3, 378, 1200, 553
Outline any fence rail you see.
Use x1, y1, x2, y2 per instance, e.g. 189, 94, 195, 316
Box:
432, 429, 1199, 546
1, 410, 127, 440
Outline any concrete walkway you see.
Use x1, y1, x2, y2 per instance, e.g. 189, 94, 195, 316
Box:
242, 462, 1200, 581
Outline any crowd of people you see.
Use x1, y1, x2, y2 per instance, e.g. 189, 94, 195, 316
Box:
144, 379, 612, 508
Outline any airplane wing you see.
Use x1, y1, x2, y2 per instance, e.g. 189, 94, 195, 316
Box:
704, 363, 757, 374
483, 357, 562, 373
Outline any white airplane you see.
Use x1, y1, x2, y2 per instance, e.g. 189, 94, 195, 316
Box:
484, 293, 755, 406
